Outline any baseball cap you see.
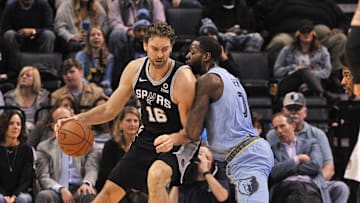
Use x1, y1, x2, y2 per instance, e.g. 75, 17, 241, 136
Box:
283, 92, 306, 107
298, 20, 314, 33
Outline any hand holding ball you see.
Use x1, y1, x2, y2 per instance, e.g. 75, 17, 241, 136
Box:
57, 119, 94, 157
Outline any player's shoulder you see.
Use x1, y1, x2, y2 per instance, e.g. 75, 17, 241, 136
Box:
123, 57, 146, 75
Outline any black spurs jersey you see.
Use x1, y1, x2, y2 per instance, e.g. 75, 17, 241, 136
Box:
134, 58, 186, 149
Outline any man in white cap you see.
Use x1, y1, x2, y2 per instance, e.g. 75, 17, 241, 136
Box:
266, 91, 349, 203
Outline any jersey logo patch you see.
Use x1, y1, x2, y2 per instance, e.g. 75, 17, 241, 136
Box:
161, 83, 169, 93
237, 176, 258, 196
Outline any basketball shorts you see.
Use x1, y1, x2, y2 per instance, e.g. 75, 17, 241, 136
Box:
107, 142, 181, 192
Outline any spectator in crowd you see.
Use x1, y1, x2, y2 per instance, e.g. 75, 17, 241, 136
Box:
0, 0, 56, 79
198, 16, 263, 53
55, 0, 109, 56
341, 66, 354, 100
201, 0, 257, 33
107, 0, 165, 55
75, 25, 114, 96
35, 106, 98, 203
51, 58, 107, 112
91, 97, 112, 156
27, 95, 76, 149
253, 0, 347, 88
266, 91, 350, 203
0, 110, 33, 203
95, 106, 140, 193
339, 65, 360, 203
161, 0, 202, 9
169, 146, 230, 203
4, 66, 50, 133
252, 111, 266, 139
273, 23, 340, 103
346, 0, 360, 98
270, 112, 328, 203
0, 90, 4, 114
197, 17, 242, 78
112, 11, 150, 90
54, 0, 111, 13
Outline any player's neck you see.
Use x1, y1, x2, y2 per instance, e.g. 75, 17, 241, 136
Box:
148, 59, 171, 81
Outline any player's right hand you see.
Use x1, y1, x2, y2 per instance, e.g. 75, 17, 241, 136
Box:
154, 134, 174, 153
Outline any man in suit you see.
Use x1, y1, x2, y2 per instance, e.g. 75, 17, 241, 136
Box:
270, 112, 331, 203
267, 91, 349, 203
35, 107, 98, 203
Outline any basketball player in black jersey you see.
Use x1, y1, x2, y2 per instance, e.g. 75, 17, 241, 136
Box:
347, 0, 360, 98
55, 22, 197, 203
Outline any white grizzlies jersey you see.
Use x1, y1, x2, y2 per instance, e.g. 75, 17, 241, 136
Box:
205, 67, 259, 161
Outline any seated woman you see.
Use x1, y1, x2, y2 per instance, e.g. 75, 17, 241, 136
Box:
4, 66, 50, 133
0, 110, 34, 203
54, 0, 108, 56
273, 23, 337, 102
75, 26, 114, 96
96, 106, 143, 202
96, 106, 140, 191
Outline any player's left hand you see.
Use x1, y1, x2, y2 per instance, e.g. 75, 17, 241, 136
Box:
77, 183, 96, 195
154, 134, 174, 153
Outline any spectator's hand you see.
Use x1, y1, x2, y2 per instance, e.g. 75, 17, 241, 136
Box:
329, 28, 343, 36
60, 187, 74, 203
9, 195, 16, 203
77, 183, 96, 195
16, 28, 34, 37
154, 134, 174, 153
172, 0, 181, 7
71, 34, 84, 42
127, 28, 134, 38
198, 151, 210, 173
298, 154, 310, 163
294, 64, 306, 71
220, 46, 228, 61
4, 195, 16, 203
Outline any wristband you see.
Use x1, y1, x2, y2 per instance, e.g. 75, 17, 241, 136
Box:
203, 171, 211, 176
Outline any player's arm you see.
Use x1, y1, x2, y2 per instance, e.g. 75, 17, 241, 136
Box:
351, 0, 360, 26
186, 73, 223, 141
73, 59, 141, 125
154, 67, 196, 152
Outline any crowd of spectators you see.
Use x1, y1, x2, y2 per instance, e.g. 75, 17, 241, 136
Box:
0, 0, 358, 202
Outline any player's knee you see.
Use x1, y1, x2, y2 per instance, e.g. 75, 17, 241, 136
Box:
148, 160, 172, 186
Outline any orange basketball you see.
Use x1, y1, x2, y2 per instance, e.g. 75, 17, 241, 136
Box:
57, 120, 94, 157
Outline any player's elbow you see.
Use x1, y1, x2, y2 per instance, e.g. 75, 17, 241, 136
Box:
185, 129, 200, 141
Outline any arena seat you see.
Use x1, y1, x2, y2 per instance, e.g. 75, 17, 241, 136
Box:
231, 51, 270, 96
166, 8, 203, 43
16, 52, 63, 92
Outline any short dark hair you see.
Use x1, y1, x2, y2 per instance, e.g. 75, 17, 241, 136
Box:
62, 58, 82, 75
0, 110, 26, 143
196, 36, 222, 62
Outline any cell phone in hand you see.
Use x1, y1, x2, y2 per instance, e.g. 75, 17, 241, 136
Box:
82, 20, 90, 32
